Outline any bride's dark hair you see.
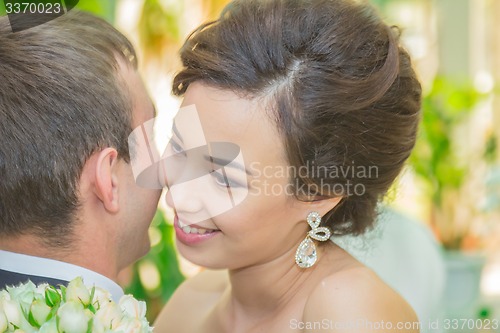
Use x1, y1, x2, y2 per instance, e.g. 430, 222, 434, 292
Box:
173, 0, 422, 235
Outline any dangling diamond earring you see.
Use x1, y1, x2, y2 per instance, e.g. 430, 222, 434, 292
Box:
295, 211, 332, 268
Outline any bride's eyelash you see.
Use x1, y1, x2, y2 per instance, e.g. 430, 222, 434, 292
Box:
211, 170, 229, 187
169, 139, 185, 155
167, 137, 246, 188
210, 169, 244, 188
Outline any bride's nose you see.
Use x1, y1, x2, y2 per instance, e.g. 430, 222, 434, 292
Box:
162, 144, 212, 218
164, 181, 204, 213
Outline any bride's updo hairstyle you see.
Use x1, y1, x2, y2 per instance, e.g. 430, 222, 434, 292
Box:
173, 0, 422, 235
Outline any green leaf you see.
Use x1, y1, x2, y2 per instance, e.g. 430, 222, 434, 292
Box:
409, 76, 486, 207
45, 287, 61, 307
59, 285, 66, 303
86, 317, 93, 333
87, 302, 96, 314
87, 286, 96, 313
28, 309, 41, 329
20, 303, 30, 323
46, 304, 59, 323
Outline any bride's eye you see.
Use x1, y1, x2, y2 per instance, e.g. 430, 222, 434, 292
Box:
211, 170, 229, 187
169, 139, 185, 155
210, 170, 244, 188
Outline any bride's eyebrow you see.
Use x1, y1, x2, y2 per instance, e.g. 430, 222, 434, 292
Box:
171, 122, 183, 142
203, 155, 252, 176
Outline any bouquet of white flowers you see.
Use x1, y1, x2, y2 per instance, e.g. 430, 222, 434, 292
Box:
0, 277, 153, 333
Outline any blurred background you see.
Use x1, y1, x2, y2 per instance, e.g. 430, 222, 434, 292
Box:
8, 0, 500, 330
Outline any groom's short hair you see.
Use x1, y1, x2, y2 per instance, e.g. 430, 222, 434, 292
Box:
0, 11, 138, 247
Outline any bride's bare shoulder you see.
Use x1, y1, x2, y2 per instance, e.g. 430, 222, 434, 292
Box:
153, 269, 228, 331
303, 267, 419, 333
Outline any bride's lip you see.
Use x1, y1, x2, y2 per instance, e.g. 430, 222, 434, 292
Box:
177, 218, 219, 231
174, 215, 221, 245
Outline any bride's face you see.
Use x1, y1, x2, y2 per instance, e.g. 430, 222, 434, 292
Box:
164, 82, 312, 269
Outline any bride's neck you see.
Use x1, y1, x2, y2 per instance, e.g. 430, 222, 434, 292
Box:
225, 242, 336, 318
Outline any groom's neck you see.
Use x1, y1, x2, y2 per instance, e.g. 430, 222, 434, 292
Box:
0, 234, 66, 260
0, 232, 120, 282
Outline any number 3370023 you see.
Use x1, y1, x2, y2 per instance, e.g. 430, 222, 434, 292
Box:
5, 2, 62, 14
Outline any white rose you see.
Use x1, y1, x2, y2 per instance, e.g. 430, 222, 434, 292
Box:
92, 287, 112, 308
35, 284, 49, 296
113, 317, 151, 333
1, 299, 37, 333
119, 295, 146, 319
38, 317, 57, 333
91, 315, 106, 333
95, 299, 122, 330
6, 281, 36, 311
65, 277, 91, 306
29, 299, 51, 326
6, 281, 35, 298
1, 299, 22, 328
0, 290, 10, 301
57, 301, 91, 333
0, 308, 8, 333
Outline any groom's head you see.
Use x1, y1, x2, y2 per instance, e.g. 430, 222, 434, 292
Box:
0, 11, 161, 273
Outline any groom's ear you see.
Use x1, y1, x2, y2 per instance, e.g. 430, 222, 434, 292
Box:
93, 148, 120, 213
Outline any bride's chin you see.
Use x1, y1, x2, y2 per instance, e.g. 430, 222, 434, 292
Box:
175, 245, 230, 270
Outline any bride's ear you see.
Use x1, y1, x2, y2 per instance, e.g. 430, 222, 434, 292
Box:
93, 148, 120, 213
303, 196, 343, 218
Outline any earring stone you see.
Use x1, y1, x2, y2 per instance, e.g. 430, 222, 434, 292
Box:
295, 211, 332, 268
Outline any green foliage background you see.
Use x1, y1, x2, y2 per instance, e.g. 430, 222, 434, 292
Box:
125, 211, 184, 322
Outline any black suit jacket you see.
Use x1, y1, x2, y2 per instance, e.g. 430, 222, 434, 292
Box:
0, 269, 68, 290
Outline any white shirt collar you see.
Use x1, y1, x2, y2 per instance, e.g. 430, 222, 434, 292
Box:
0, 250, 124, 302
